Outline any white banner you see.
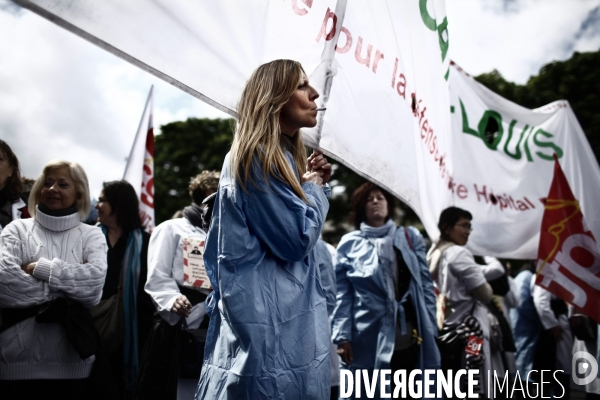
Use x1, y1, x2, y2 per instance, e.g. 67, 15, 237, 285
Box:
448, 63, 600, 258
124, 86, 155, 232
13, 0, 453, 243
303, 0, 453, 242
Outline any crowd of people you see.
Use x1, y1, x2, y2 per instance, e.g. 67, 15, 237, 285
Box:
0, 58, 598, 400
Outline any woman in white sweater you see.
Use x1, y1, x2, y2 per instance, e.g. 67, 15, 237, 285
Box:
0, 160, 108, 398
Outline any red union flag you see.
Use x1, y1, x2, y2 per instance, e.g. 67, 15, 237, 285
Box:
535, 156, 600, 323
124, 86, 155, 233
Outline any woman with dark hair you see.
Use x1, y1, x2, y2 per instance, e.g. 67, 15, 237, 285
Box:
196, 59, 331, 400
92, 180, 154, 397
427, 206, 504, 399
0, 140, 29, 233
331, 181, 440, 398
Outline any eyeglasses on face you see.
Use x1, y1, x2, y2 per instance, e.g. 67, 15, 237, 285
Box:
454, 223, 473, 232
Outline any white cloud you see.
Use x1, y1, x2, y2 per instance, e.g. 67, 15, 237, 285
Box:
0, 1, 229, 198
446, 0, 600, 83
572, 5, 600, 52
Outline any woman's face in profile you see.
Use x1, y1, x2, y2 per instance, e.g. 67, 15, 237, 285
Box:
445, 216, 472, 246
95, 190, 116, 226
0, 150, 13, 191
40, 166, 79, 210
279, 72, 320, 137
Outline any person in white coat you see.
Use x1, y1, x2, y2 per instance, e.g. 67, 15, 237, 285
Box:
137, 170, 219, 400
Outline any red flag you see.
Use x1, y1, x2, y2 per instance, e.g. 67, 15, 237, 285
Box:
123, 86, 155, 233
535, 156, 600, 323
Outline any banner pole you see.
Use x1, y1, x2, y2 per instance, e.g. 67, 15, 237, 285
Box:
123, 85, 153, 179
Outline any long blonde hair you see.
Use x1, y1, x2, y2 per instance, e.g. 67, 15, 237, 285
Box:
230, 59, 308, 201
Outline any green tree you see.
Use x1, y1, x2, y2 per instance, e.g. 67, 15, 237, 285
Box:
154, 118, 234, 223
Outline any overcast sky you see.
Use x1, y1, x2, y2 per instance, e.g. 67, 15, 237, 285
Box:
1, 0, 599, 199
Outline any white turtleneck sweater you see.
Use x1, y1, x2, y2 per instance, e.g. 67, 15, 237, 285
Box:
0, 208, 108, 380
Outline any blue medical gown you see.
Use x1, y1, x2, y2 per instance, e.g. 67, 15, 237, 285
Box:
331, 226, 440, 397
510, 270, 541, 377
196, 153, 331, 400
316, 239, 336, 316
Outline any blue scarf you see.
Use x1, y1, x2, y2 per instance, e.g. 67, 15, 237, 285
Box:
100, 225, 142, 390
360, 219, 413, 334
360, 219, 397, 323
360, 219, 396, 266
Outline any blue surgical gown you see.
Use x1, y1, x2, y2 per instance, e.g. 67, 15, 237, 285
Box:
331, 226, 441, 398
316, 239, 336, 316
196, 152, 331, 400
510, 270, 541, 378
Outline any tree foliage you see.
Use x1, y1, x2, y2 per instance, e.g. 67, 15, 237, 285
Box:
154, 118, 234, 223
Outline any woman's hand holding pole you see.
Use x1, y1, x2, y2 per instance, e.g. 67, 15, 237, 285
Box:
307, 149, 332, 185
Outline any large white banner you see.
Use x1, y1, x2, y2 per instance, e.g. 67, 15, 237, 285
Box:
304, 0, 453, 242
13, 0, 453, 245
449, 63, 600, 258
